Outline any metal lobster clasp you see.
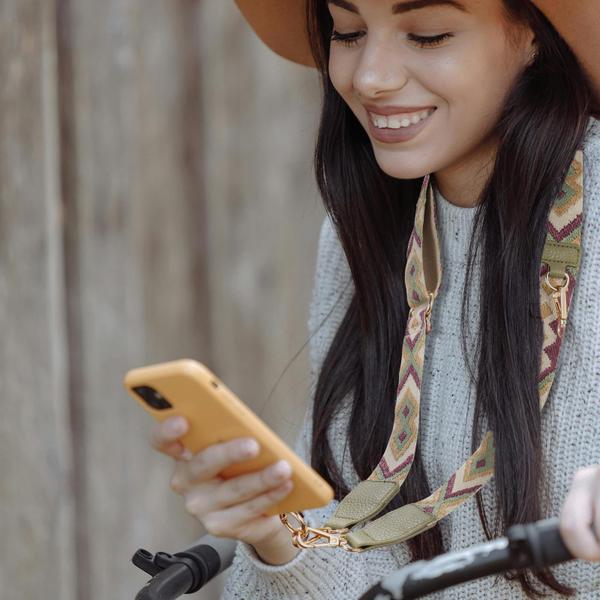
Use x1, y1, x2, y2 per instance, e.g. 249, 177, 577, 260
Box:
279, 512, 365, 552
543, 271, 570, 335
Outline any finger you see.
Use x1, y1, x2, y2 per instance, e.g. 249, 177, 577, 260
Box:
189, 459, 292, 513
203, 479, 294, 537
560, 468, 600, 561
169, 437, 260, 494
164, 440, 194, 461
593, 467, 600, 545
217, 460, 292, 508
150, 416, 189, 456
181, 479, 221, 517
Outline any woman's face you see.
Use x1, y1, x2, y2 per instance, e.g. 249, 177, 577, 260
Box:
327, 0, 536, 203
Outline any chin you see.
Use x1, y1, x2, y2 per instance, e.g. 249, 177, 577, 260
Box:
373, 153, 433, 181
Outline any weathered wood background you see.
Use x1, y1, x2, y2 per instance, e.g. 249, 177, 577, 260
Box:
0, 0, 323, 598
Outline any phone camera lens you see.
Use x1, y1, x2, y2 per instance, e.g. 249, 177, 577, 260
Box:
133, 385, 172, 410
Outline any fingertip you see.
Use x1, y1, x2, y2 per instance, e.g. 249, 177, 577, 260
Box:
164, 416, 189, 437
179, 447, 194, 461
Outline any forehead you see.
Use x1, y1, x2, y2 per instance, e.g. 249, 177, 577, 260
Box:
326, 0, 509, 27
326, 0, 473, 15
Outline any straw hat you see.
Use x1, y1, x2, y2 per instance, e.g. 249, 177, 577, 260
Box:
233, 0, 600, 110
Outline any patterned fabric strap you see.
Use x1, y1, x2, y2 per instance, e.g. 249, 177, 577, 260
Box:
322, 150, 584, 550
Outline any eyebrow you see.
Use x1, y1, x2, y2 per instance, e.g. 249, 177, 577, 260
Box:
327, 0, 469, 15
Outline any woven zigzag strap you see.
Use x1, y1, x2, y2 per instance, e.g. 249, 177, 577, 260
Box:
321, 150, 584, 550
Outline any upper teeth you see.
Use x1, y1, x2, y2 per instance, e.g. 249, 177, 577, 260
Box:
369, 108, 435, 129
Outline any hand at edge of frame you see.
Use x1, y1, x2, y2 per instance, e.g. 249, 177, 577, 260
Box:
560, 465, 600, 561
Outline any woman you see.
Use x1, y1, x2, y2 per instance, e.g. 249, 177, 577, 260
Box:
151, 0, 600, 597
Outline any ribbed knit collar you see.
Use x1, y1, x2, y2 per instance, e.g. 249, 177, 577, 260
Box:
433, 182, 478, 267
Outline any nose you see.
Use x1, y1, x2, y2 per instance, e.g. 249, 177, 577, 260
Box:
353, 38, 410, 99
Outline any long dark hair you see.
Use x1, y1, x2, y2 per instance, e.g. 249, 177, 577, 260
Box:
304, 0, 595, 596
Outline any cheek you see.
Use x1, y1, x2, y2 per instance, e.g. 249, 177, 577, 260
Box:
328, 53, 355, 97
428, 45, 515, 119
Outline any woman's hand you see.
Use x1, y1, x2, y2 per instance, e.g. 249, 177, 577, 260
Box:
150, 415, 301, 565
559, 465, 600, 561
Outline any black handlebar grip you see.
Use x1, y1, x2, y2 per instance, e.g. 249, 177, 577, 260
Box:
531, 517, 574, 566
135, 563, 194, 600
508, 517, 574, 570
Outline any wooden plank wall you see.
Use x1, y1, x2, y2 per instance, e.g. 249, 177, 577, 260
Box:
0, 1, 76, 598
0, 0, 324, 598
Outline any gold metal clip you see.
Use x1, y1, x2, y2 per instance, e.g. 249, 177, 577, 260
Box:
544, 272, 571, 335
424, 292, 435, 334
279, 512, 365, 553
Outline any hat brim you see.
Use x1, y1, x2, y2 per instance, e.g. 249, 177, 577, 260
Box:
234, 0, 316, 68
532, 0, 600, 115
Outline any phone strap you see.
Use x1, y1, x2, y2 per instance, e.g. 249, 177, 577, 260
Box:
280, 149, 584, 552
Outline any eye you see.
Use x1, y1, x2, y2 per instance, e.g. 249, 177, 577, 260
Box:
330, 30, 365, 47
407, 33, 454, 47
330, 30, 454, 49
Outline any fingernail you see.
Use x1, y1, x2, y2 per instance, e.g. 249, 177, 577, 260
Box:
240, 439, 260, 457
269, 460, 291, 479
167, 417, 186, 434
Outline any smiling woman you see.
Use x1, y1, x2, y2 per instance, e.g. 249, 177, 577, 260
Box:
221, 0, 600, 598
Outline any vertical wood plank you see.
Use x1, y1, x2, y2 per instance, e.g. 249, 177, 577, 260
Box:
61, 1, 213, 597
199, 0, 325, 446
0, 1, 76, 599
1, 0, 325, 598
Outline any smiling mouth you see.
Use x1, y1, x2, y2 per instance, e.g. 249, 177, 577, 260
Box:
368, 108, 436, 130
367, 107, 437, 143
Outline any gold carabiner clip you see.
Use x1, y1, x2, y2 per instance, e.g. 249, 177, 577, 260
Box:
279, 512, 365, 552
543, 271, 571, 335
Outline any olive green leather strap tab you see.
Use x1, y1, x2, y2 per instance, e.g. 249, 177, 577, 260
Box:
324, 480, 399, 530
345, 504, 437, 549
542, 239, 581, 279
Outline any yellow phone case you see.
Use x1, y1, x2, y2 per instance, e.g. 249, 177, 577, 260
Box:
123, 358, 334, 516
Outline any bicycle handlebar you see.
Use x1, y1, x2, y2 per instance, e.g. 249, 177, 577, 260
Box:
358, 517, 573, 599
131, 517, 573, 600
132, 534, 236, 600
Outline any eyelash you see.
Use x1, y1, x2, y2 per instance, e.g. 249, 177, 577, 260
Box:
330, 30, 453, 48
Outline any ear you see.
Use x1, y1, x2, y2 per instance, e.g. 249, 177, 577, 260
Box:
527, 33, 538, 64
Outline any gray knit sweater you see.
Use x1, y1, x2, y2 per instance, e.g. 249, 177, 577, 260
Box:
221, 117, 600, 599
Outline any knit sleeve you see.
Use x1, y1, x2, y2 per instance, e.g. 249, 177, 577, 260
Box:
219, 216, 372, 599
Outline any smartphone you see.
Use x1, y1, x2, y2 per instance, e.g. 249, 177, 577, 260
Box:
123, 358, 334, 516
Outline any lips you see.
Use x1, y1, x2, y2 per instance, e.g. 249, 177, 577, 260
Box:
363, 103, 437, 116
367, 107, 437, 143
